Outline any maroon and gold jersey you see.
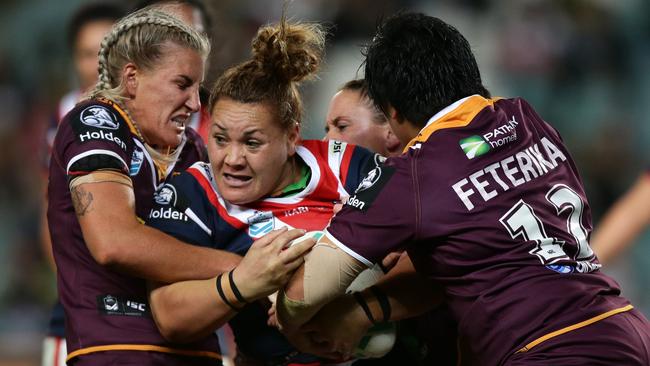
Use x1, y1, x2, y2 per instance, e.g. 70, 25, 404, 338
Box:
326, 95, 632, 365
47, 98, 219, 363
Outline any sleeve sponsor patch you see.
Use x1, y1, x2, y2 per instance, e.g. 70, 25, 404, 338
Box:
345, 165, 396, 211
97, 294, 150, 317
70, 103, 129, 151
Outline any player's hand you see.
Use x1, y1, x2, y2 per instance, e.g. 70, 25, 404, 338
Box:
267, 292, 279, 328
300, 293, 372, 360
232, 228, 315, 302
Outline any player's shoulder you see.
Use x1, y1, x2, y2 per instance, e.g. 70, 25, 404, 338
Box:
60, 98, 132, 151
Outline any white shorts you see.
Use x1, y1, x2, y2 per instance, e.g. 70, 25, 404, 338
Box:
42, 336, 67, 366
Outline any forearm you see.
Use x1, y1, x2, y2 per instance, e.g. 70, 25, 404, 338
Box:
150, 229, 313, 343
361, 254, 442, 322
277, 237, 367, 331
106, 222, 242, 282
75, 180, 241, 282
592, 174, 650, 263
149, 277, 238, 343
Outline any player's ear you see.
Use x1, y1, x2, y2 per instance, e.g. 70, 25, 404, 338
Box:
384, 126, 402, 156
123, 63, 138, 98
286, 122, 300, 156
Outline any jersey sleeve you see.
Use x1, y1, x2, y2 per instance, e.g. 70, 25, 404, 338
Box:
146, 168, 215, 248
59, 102, 131, 179
339, 143, 384, 194
326, 156, 417, 265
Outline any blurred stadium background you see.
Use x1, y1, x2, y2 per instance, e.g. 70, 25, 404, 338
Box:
0, 0, 648, 363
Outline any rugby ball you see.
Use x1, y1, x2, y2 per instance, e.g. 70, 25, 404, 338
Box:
347, 263, 396, 359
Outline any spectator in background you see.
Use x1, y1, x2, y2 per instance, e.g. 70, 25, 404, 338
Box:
324, 79, 401, 157
591, 170, 650, 264
40, 3, 126, 366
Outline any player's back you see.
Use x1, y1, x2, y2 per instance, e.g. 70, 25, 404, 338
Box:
406, 95, 629, 364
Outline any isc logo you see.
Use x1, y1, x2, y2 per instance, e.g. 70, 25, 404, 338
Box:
126, 301, 146, 312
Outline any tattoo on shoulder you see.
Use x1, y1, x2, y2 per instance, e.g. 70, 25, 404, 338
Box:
71, 186, 94, 216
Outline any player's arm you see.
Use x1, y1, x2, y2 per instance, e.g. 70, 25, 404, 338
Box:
71, 175, 241, 282
148, 228, 314, 342
299, 253, 443, 359
276, 234, 368, 333
591, 172, 650, 264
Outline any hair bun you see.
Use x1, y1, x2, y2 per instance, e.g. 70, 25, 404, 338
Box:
251, 21, 324, 83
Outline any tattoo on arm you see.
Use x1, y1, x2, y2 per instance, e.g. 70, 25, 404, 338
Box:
71, 185, 94, 216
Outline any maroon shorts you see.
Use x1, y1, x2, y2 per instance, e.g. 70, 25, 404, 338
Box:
505, 308, 650, 365
69, 350, 222, 366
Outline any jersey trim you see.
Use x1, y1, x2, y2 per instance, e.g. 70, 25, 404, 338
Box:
66, 344, 222, 362
187, 166, 247, 230
514, 304, 634, 354
99, 98, 140, 138
339, 144, 355, 187
403, 95, 500, 152
324, 230, 373, 267
66, 149, 128, 174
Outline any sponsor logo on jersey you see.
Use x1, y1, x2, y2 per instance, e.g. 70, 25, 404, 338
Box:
80, 105, 119, 130
154, 184, 177, 205
355, 167, 381, 193
332, 140, 343, 153
284, 206, 309, 217
78, 130, 127, 150
459, 116, 519, 159
148, 207, 188, 222
97, 294, 150, 317
247, 211, 275, 237
546, 264, 573, 274
346, 166, 396, 212
129, 148, 144, 176
459, 135, 491, 159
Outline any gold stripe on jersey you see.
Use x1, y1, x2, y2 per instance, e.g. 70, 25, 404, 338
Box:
66, 344, 222, 362
97, 97, 140, 138
515, 304, 634, 354
403, 95, 501, 152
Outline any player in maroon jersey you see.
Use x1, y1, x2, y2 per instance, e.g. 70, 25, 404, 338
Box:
277, 13, 650, 366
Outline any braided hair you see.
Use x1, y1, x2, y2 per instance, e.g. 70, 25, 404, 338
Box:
209, 14, 325, 131
88, 8, 210, 102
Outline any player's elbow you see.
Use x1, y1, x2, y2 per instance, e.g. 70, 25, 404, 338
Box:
87, 237, 123, 267
150, 292, 200, 343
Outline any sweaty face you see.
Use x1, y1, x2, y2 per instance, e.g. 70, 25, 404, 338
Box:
74, 20, 115, 91
325, 89, 400, 156
209, 98, 299, 205
126, 42, 204, 149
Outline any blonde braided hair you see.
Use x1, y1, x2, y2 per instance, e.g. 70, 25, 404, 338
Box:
88, 8, 210, 103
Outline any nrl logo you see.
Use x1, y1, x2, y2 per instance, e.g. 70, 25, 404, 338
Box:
80, 105, 119, 130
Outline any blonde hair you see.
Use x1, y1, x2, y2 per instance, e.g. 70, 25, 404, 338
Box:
209, 15, 325, 131
88, 8, 210, 102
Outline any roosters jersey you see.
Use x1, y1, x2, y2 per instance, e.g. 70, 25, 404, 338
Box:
47, 98, 219, 363
147, 139, 377, 362
326, 95, 633, 366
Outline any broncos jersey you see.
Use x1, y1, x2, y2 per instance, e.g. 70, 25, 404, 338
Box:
147, 139, 378, 362
47, 98, 218, 363
326, 95, 637, 366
